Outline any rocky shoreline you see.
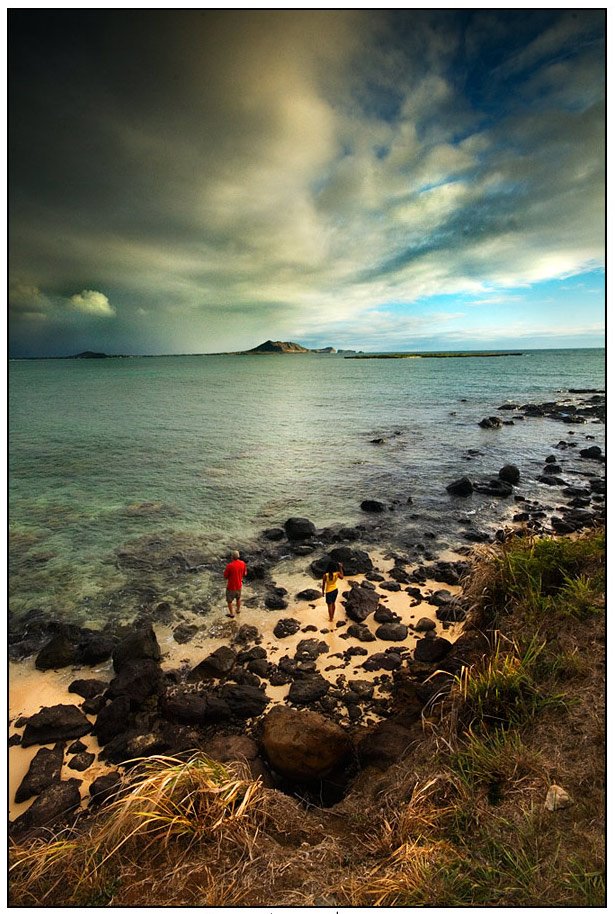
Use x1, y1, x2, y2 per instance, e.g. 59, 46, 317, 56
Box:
9, 390, 605, 838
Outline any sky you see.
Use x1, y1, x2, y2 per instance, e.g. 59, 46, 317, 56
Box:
9, 9, 605, 357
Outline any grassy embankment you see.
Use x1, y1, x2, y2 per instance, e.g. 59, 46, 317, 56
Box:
9, 529, 605, 907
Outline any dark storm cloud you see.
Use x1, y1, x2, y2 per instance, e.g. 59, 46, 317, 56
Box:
9, 10, 605, 355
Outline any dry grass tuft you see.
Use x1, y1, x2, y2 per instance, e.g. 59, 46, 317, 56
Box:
9, 752, 268, 906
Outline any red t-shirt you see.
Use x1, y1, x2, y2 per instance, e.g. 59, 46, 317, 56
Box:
224, 559, 247, 590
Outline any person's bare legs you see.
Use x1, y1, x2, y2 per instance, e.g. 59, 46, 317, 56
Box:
227, 600, 235, 617
236, 595, 241, 614
328, 600, 335, 623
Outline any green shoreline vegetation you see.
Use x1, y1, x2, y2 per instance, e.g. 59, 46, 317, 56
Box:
9, 528, 604, 907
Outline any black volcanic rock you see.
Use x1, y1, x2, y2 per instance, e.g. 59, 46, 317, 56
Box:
15, 744, 64, 803
284, 517, 316, 541
446, 477, 473, 497
21, 705, 92, 747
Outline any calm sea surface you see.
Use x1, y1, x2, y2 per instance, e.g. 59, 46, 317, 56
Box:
9, 349, 605, 627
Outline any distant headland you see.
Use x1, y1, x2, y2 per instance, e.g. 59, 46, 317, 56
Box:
345, 351, 524, 360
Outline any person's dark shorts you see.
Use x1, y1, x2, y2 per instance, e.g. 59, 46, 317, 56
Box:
226, 588, 241, 602
325, 589, 338, 605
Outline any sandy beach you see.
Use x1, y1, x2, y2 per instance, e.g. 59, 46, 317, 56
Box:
9, 547, 466, 820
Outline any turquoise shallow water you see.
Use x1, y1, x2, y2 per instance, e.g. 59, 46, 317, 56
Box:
9, 349, 605, 625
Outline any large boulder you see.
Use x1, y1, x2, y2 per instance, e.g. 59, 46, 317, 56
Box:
284, 518, 316, 541
15, 744, 64, 803
112, 624, 161, 673
423, 560, 470, 585
261, 706, 351, 780
343, 582, 380, 622
21, 705, 92, 748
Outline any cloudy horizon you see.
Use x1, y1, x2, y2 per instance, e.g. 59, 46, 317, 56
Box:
9, 10, 605, 357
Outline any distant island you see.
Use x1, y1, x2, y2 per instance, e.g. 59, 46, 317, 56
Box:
239, 340, 343, 355
345, 351, 524, 360
70, 351, 109, 359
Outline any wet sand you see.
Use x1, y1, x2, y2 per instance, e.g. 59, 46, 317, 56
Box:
9, 549, 467, 820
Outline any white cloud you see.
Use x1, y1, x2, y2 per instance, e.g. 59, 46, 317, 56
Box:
69, 290, 116, 317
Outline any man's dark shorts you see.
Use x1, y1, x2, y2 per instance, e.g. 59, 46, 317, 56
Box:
226, 589, 241, 602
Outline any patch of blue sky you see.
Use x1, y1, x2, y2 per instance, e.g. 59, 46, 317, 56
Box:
378, 269, 604, 332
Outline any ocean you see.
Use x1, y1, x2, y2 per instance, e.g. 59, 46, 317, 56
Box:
9, 348, 605, 629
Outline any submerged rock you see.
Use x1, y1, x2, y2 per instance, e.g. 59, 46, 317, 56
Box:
498, 464, 520, 485
479, 416, 502, 429
360, 499, 387, 513
446, 477, 473, 497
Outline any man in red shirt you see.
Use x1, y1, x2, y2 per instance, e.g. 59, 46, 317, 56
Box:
223, 550, 247, 617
